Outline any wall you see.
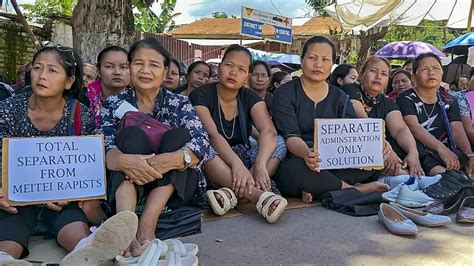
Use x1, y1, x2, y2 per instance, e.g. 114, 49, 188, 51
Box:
0, 18, 49, 82
50, 21, 73, 48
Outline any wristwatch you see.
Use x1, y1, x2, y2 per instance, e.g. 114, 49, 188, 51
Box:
179, 149, 191, 171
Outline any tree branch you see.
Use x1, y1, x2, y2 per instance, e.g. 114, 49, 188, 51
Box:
11, 0, 42, 49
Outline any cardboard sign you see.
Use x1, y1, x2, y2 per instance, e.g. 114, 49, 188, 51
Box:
2, 135, 106, 206
241, 6, 292, 44
314, 118, 384, 170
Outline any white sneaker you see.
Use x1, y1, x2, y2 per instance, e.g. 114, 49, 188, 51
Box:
382, 179, 419, 202
0, 252, 31, 266
60, 211, 138, 265
396, 184, 436, 208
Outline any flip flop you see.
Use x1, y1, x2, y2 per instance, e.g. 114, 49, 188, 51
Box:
115, 239, 168, 265
206, 187, 237, 216
164, 239, 198, 257
157, 251, 198, 266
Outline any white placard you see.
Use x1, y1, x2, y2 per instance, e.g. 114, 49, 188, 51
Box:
315, 118, 384, 170
2, 135, 106, 205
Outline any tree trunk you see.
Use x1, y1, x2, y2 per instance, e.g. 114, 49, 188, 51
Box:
72, 0, 134, 64
356, 26, 389, 71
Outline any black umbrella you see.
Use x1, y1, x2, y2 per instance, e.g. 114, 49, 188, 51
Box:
442, 55, 471, 84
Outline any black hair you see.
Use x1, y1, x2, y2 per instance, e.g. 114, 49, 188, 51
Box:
412, 53, 442, 74
186, 61, 211, 77
269, 71, 290, 92
251, 60, 271, 76
128, 37, 170, 68
170, 58, 181, 73
469, 67, 474, 79
97, 45, 128, 69
403, 59, 414, 68
32, 46, 83, 98
301, 35, 336, 62
221, 44, 253, 71
392, 69, 411, 80
330, 64, 355, 86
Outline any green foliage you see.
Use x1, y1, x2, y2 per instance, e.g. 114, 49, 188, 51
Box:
305, 0, 332, 16
383, 20, 457, 49
211, 11, 236, 18
22, 0, 76, 22
133, 0, 181, 33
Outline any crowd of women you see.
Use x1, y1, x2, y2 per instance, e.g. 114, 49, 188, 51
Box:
0, 34, 473, 264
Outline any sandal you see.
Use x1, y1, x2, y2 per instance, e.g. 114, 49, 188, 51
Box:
206, 187, 238, 215
115, 239, 168, 265
157, 251, 198, 266
256, 192, 288, 224
164, 239, 198, 257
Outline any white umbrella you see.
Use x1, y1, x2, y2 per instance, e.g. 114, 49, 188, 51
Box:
324, 0, 474, 32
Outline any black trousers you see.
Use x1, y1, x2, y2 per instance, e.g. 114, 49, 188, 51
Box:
108, 126, 198, 213
0, 203, 87, 258
273, 157, 379, 198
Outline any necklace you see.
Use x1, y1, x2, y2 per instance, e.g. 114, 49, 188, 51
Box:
422, 102, 436, 118
217, 87, 236, 140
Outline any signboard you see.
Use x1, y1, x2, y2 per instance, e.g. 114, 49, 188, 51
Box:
314, 118, 384, 170
2, 136, 106, 206
241, 6, 292, 44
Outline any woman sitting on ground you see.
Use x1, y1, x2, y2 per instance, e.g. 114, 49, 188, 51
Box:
269, 71, 291, 93
0, 46, 137, 265
101, 38, 210, 257
272, 36, 390, 204
189, 44, 288, 223
340, 56, 424, 177
450, 68, 474, 146
330, 63, 358, 88
248, 60, 273, 114
162, 58, 181, 91
387, 69, 412, 100
87, 45, 130, 127
179, 61, 211, 96
397, 52, 474, 177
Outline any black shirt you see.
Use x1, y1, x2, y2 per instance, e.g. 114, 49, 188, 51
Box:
264, 92, 273, 115
396, 88, 461, 146
341, 83, 399, 120
272, 78, 356, 148
189, 82, 262, 146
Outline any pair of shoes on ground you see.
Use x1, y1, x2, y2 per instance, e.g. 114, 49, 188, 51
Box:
0, 211, 139, 266
382, 180, 435, 208
206, 187, 288, 223
115, 239, 198, 266
378, 202, 451, 236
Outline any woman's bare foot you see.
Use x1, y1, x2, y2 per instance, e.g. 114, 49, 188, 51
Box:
301, 191, 313, 203
214, 189, 235, 209
123, 237, 141, 257
354, 181, 390, 194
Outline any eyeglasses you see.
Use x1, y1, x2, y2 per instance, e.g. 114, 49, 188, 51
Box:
251, 73, 268, 79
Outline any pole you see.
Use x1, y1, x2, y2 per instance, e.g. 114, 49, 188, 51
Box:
467, 0, 474, 32
10, 0, 41, 49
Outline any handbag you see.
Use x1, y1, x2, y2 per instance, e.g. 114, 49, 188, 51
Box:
117, 111, 172, 153
155, 206, 202, 240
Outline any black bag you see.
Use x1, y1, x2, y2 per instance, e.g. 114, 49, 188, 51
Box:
424, 170, 474, 200
156, 207, 202, 240
320, 188, 383, 216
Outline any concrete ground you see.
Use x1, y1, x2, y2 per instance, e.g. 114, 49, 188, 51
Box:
25, 201, 474, 265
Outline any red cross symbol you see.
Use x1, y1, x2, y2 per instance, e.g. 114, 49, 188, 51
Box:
283, 18, 290, 26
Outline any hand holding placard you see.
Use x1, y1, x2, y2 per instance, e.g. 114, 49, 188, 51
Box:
314, 118, 384, 170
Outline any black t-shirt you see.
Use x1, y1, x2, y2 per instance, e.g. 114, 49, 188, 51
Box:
264, 92, 273, 115
189, 82, 262, 146
272, 78, 356, 148
396, 88, 461, 146
341, 83, 399, 120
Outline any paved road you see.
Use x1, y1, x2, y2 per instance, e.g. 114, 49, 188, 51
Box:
183, 205, 474, 265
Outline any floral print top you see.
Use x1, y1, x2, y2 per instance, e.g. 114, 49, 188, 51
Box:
86, 80, 103, 126
0, 91, 97, 173
100, 88, 211, 162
